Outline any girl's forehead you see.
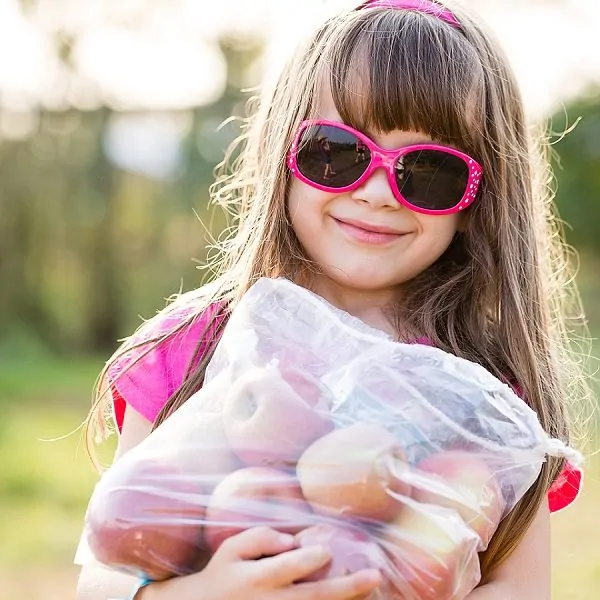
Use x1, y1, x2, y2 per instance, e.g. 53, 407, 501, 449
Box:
311, 80, 436, 146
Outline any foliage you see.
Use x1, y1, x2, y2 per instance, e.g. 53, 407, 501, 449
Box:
550, 88, 600, 253
0, 36, 263, 355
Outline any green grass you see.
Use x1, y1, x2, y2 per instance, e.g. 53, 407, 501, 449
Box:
0, 355, 102, 406
0, 356, 116, 566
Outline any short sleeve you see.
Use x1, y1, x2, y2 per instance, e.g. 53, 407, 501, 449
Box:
108, 302, 224, 429
548, 461, 583, 513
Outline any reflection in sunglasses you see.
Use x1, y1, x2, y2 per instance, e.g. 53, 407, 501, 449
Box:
300, 138, 369, 185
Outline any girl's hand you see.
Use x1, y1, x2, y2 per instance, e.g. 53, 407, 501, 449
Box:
142, 526, 382, 600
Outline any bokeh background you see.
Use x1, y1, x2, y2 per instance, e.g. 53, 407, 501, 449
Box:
0, 0, 599, 598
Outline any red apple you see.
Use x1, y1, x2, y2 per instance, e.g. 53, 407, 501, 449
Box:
297, 424, 411, 522
203, 466, 314, 553
223, 363, 333, 470
411, 450, 505, 547
380, 505, 481, 599
86, 457, 205, 581
295, 523, 386, 582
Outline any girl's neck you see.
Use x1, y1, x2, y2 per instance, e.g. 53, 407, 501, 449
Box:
309, 276, 404, 339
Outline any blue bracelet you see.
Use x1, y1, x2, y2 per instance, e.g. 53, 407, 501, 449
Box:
128, 578, 152, 600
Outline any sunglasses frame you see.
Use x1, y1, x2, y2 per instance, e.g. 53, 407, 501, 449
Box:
287, 119, 483, 215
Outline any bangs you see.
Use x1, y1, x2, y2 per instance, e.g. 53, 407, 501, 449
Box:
313, 8, 485, 151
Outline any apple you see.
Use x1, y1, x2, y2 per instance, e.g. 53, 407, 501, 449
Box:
203, 466, 314, 553
86, 458, 205, 581
380, 504, 481, 599
223, 363, 334, 470
411, 450, 505, 546
297, 423, 411, 522
190, 548, 212, 573
278, 362, 328, 407
294, 523, 387, 582
162, 413, 242, 493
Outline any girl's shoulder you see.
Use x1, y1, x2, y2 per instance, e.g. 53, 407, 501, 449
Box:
108, 293, 226, 431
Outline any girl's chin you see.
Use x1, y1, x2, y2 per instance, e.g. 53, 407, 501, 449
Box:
313, 269, 406, 296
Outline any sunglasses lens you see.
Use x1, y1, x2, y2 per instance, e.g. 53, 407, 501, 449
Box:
396, 150, 470, 210
296, 124, 370, 188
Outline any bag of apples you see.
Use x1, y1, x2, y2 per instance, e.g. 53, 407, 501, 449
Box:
83, 277, 582, 599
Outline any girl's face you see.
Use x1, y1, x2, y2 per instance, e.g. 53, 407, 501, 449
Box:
287, 90, 464, 302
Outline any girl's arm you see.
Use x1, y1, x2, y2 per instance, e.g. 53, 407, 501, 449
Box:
76, 563, 143, 600
76, 404, 153, 600
467, 502, 551, 599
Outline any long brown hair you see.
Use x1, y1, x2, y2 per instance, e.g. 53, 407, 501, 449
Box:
85, 0, 593, 581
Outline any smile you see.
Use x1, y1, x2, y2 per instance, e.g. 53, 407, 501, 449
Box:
332, 217, 406, 246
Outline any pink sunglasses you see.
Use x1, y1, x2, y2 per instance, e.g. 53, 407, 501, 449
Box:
287, 120, 483, 216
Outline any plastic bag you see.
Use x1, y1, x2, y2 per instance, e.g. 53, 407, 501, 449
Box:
84, 278, 582, 599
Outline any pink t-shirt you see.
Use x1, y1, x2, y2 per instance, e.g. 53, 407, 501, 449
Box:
108, 312, 581, 513
108, 302, 224, 428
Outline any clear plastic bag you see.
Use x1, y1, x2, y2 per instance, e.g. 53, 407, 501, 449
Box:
84, 278, 582, 599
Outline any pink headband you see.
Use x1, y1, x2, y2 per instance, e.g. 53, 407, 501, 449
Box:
364, 0, 462, 30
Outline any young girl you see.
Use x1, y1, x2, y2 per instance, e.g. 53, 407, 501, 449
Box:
76, 1, 588, 598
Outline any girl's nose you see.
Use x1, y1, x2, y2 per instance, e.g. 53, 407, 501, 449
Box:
350, 165, 399, 209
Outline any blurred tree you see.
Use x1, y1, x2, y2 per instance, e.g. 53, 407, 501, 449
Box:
0, 29, 265, 356
85, 107, 121, 352
0, 135, 58, 349
550, 88, 600, 254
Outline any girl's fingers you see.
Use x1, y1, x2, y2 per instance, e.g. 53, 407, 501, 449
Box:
253, 545, 332, 587
286, 569, 383, 600
217, 526, 296, 561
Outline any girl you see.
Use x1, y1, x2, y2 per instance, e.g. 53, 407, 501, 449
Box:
76, 1, 589, 598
